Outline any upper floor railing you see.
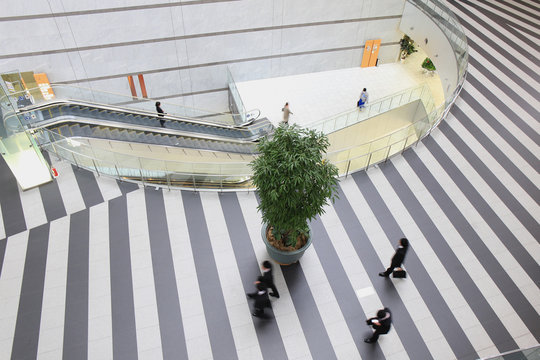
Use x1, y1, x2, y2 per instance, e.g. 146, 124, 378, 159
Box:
306, 83, 435, 135
1, 84, 238, 127
1, 0, 468, 191
410, 0, 468, 82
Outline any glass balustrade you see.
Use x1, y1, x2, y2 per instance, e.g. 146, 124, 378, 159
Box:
1, 84, 237, 127
0, 0, 467, 190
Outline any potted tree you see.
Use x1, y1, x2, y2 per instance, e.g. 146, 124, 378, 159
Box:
421, 57, 436, 74
399, 35, 417, 61
251, 124, 339, 264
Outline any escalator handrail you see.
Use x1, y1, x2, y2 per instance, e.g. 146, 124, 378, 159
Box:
30, 116, 261, 145
16, 98, 257, 132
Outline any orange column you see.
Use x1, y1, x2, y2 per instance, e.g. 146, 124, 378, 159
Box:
368, 39, 381, 67
361, 40, 374, 68
137, 74, 148, 98
127, 75, 137, 98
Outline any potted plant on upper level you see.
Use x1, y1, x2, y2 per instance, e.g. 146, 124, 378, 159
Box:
421, 57, 437, 73
251, 124, 339, 264
399, 35, 417, 60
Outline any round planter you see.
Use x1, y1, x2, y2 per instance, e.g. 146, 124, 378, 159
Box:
261, 224, 312, 265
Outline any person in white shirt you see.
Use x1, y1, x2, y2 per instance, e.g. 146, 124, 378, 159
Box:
357, 88, 369, 109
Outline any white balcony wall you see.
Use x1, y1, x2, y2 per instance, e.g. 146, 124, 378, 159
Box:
0, 0, 406, 112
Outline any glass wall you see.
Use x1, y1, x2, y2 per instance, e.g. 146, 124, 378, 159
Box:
0, 74, 52, 190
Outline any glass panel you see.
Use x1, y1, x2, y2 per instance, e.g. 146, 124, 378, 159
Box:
348, 154, 369, 173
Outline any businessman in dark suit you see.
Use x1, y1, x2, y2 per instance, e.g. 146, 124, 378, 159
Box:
261, 260, 280, 298
379, 238, 409, 277
364, 308, 392, 343
247, 279, 271, 317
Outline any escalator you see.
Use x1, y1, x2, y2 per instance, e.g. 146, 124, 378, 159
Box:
5, 99, 274, 155
1, 85, 265, 189
17, 99, 272, 142
42, 122, 258, 154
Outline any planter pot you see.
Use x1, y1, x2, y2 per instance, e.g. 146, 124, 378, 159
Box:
261, 224, 312, 265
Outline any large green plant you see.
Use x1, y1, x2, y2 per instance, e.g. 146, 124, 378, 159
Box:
251, 124, 339, 247
399, 35, 417, 59
421, 57, 436, 71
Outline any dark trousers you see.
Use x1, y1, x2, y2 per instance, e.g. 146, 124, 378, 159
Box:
268, 283, 279, 297
383, 267, 395, 276
159, 119, 165, 127
368, 328, 386, 342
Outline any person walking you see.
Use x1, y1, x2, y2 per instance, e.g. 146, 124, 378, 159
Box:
261, 260, 280, 298
364, 308, 392, 343
379, 238, 409, 277
357, 88, 369, 109
247, 278, 271, 318
282, 102, 293, 124
155, 101, 166, 127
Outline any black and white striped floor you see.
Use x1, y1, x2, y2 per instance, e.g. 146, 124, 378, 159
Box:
0, 1, 539, 359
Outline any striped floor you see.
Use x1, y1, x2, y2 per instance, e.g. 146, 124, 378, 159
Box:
0, 1, 539, 359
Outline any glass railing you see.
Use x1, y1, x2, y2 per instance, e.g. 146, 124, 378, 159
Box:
1, 84, 238, 126
227, 67, 247, 124
410, 0, 469, 81
1, 0, 467, 190
307, 84, 435, 134
326, 105, 437, 176
35, 127, 253, 190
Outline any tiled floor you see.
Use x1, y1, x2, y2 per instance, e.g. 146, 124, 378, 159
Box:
235, 47, 445, 128
0, 1, 539, 359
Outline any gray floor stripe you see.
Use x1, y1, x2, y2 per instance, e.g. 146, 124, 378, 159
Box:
449, 105, 540, 205
0, 157, 26, 237
456, 0, 539, 59
144, 189, 188, 360
116, 180, 139, 196
108, 196, 138, 360
495, 0, 540, 18
39, 181, 68, 223
63, 209, 90, 360
280, 262, 338, 360
487, 2, 540, 32
423, 136, 540, 279
218, 193, 288, 360
181, 191, 238, 360
0, 238, 6, 278
449, 0, 540, 81
349, 173, 466, 360
10, 223, 50, 359
71, 165, 105, 208
466, 39, 538, 97
404, 148, 540, 341
464, 75, 540, 145
381, 162, 520, 353
310, 216, 386, 359
459, 89, 540, 170
468, 57, 539, 119
439, 120, 540, 232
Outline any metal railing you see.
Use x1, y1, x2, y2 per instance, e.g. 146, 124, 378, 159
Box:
1, 0, 468, 191
306, 83, 435, 134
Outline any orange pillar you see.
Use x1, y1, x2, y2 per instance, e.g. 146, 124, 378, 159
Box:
361, 40, 374, 68
368, 39, 381, 67
127, 75, 137, 98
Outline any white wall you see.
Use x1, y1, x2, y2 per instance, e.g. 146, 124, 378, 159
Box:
0, 0, 406, 111
399, 2, 458, 98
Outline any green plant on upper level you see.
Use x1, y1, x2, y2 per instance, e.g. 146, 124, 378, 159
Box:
421, 57, 436, 71
250, 124, 339, 248
399, 35, 417, 59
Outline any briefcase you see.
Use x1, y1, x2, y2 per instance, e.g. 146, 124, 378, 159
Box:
393, 268, 407, 278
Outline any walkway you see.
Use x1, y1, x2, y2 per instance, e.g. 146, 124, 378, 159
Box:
0, 1, 539, 359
